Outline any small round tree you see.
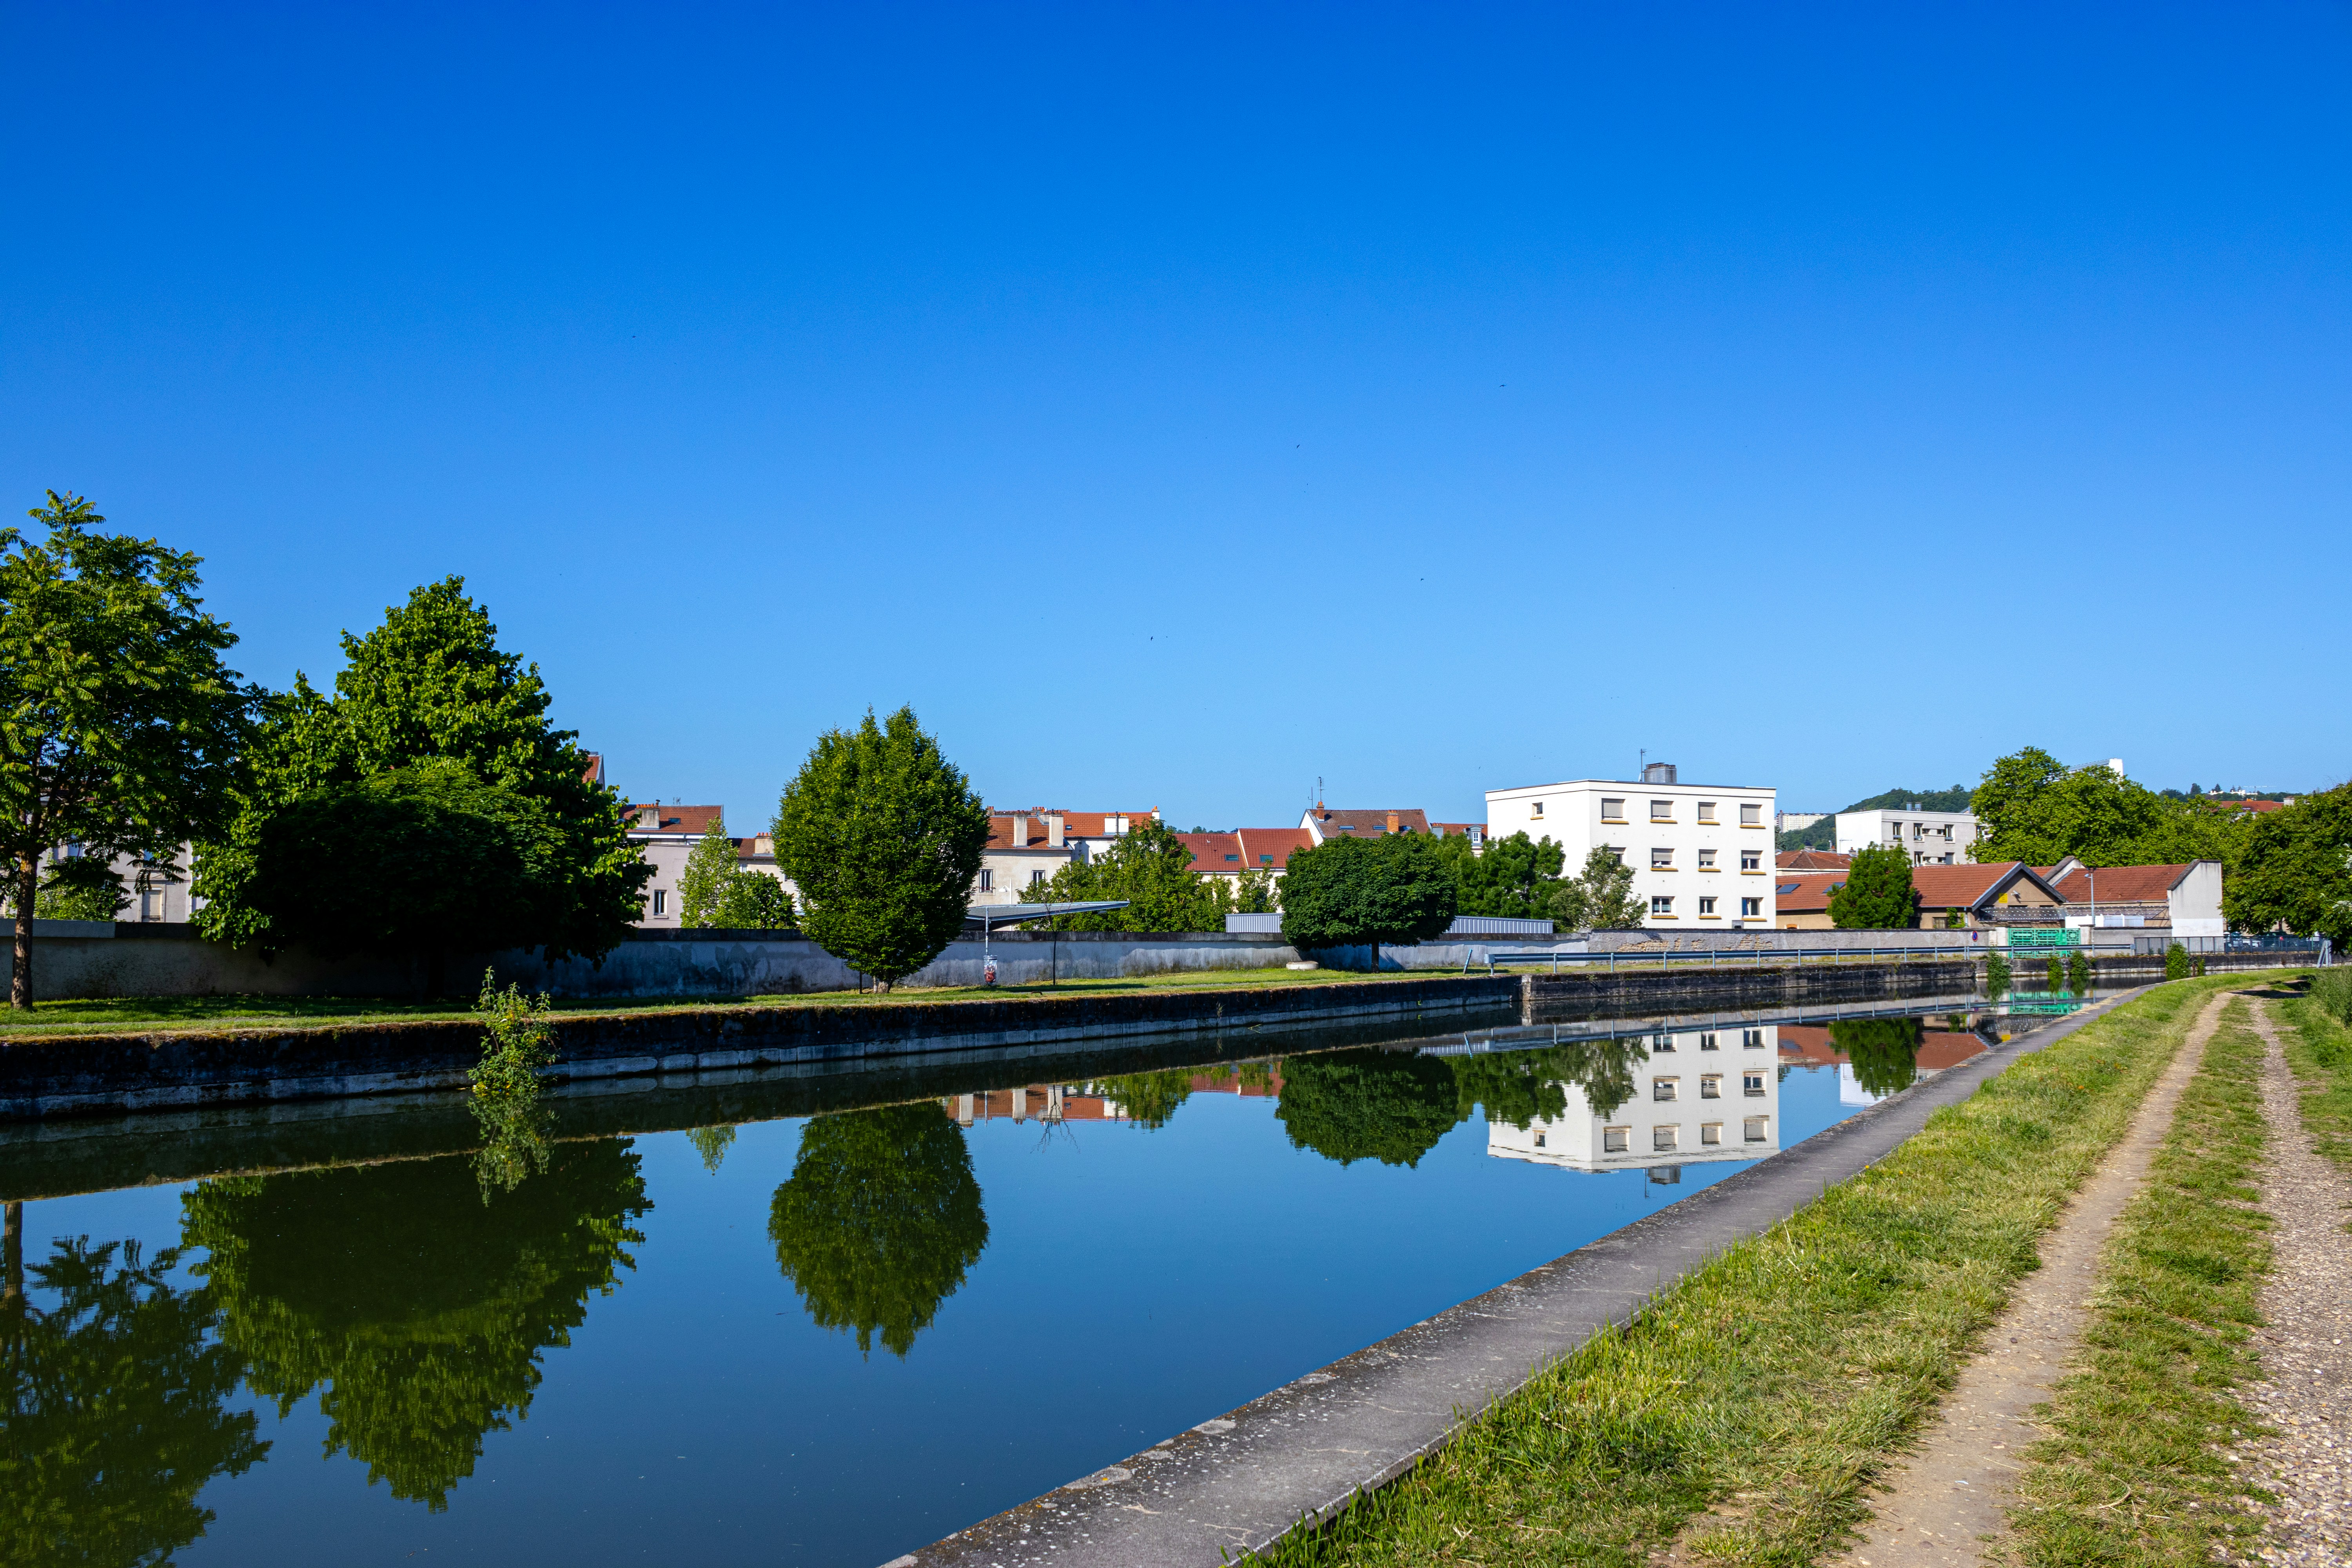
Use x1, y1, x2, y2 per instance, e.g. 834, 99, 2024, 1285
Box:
1828, 844, 1921, 929
1278, 832, 1458, 967
771, 708, 990, 991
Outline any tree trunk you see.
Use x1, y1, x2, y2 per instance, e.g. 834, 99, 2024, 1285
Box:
11, 854, 36, 1009
1369, 938, 1379, 972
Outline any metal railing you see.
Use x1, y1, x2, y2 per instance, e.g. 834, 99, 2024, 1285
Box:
1477, 944, 1983, 975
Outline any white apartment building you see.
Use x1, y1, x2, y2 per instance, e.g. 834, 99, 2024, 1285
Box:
1485, 1024, 1782, 1174
1834, 809, 1983, 866
1484, 766, 1777, 929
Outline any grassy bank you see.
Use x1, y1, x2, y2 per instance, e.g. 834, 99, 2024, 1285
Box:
1998, 995, 2275, 1566
2279, 973, 2352, 1171
1249, 978, 2238, 1568
0, 964, 1446, 1039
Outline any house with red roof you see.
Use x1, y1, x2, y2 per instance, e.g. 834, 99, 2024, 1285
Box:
1771, 860, 2064, 930
626, 802, 794, 926
975, 809, 1159, 904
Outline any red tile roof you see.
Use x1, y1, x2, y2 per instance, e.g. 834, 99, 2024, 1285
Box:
1777, 1025, 1989, 1072
628, 803, 725, 836
1310, 808, 1431, 837
1777, 850, 1851, 872
1773, 872, 1846, 913
1175, 831, 1246, 871
1910, 861, 2056, 909
1431, 821, 1485, 838
991, 809, 1159, 838
2050, 864, 2195, 903
1234, 827, 1313, 871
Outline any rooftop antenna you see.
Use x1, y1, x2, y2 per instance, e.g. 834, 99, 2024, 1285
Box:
1639, 748, 1646, 780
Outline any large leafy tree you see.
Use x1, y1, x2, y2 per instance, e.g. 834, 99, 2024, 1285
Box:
1968, 747, 2241, 867
1278, 833, 1458, 964
1549, 845, 1646, 931
1829, 843, 1921, 929
193, 579, 648, 966
772, 708, 991, 988
675, 816, 741, 927
0, 1229, 268, 1564
1433, 831, 1565, 921
181, 1141, 649, 1510
1833, 1017, 1923, 1098
1276, 1049, 1462, 1168
767, 1103, 987, 1357
0, 494, 259, 1006
2224, 784, 2352, 942
1025, 818, 1230, 931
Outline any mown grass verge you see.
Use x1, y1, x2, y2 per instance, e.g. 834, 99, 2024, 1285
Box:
1246, 978, 2238, 1568
0, 965, 1443, 1039
2278, 973, 2352, 1172
1997, 994, 2275, 1566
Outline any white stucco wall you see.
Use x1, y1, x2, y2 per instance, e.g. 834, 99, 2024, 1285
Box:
1484, 779, 1778, 930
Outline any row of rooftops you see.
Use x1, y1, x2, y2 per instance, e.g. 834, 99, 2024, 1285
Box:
1770, 850, 2218, 918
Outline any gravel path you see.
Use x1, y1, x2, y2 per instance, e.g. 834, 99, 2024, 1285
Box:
2234, 1002, 2352, 1567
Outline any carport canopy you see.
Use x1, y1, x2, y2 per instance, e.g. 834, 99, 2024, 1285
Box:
964, 900, 1129, 933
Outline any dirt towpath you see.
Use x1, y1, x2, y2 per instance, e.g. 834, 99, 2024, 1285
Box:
2230, 1000, 2352, 1566
1828, 988, 2232, 1568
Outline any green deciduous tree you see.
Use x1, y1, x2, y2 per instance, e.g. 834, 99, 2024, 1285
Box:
711, 871, 795, 929
193, 579, 649, 970
1968, 747, 2242, 868
1276, 1049, 1463, 1167
767, 1103, 987, 1358
1278, 833, 1458, 964
1233, 867, 1280, 914
1025, 818, 1230, 931
180, 1141, 648, 1510
1829, 843, 1921, 929
1550, 846, 1646, 932
0, 1229, 268, 1564
1833, 1018, 1922, 1099
0, 494, 260, 1006
1434, 831, 1564, 921
675, 816, 740, 927
2223, 784, 2352, 944
772, 708, 990, 989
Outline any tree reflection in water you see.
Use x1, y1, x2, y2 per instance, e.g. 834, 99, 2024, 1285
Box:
1093, 1069, 1194, 1130
768, 1103, 987, 1359
2, 1202, 268, 1565
1832, 1017, 1925, 1099
180, 1140, 649, 1510
1275, 1049, 1461, 1168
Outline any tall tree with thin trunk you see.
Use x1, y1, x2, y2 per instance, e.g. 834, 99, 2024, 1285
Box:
0, 494, 257, 1007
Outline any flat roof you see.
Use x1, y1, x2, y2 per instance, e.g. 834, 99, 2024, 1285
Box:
1486, 779, 1777, 795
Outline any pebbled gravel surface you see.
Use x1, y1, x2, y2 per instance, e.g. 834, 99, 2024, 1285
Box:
2234, 1003, 2352, 1567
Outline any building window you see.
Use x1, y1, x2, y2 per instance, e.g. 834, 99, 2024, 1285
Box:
651, 889, 668, 916
1651, 847, 1674, 869
1741, 897, 1762, 917
1652, 1033, 1675, 1053
1699, 896, 1717, 915
1600, 798, 1625, 820
978, 869, 995, 892
1653, 1077, 1679, 1101
1609, 845, 1628, 864
1603, 1126, 1629, 1152
1740, 803, 1762, 826
1697, 848, 1717, 869
1223, 853, 1240, 862
1697, 801, 1717, 824
1530, 800, 1544, 817
1743, 1072, 1767, 1096
1650, 799, 1674, 820
1700, 1122, 1724, 1146
1029, 869, 1048, 887
1650, 895, 1674, 916
1653, 1125, 1679, 1152
1744, 1116, 1768, 1142
1742, 1028, 1765, 1049
1700, 1074, 1722, 1099
1533, 1131, 1546, 1149
1740, 851, 1761, 871
1699, 1031, 1719, 1051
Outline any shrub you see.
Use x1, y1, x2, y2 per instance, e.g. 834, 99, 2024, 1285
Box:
1986, 951, 2012, 995
2165, 942, 2190, 980
2067, 949, 2092, 994
2311, 967, 2352, 1025
2046, 955, 2063, 992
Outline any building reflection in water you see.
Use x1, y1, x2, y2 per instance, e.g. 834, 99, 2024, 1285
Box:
1776, 1018, 1992, 1107
1486, 1025, 1785, 1175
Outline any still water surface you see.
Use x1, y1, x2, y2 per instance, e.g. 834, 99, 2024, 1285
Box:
2, 998, 2079, 1566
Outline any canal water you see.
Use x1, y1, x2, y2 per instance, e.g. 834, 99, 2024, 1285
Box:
0, 993, 2095, 1566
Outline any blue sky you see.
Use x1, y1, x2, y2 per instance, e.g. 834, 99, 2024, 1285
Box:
5, 3, 2347, 828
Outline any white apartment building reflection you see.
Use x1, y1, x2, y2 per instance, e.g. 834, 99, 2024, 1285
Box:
1486, 1024, 1781, 1176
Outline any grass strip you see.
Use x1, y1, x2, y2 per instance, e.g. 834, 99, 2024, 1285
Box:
1248, 978, 2239, 1568
0, 965, 1446, 1038
1998, 994, 2276, 1566
2276, 977, 2352, 1173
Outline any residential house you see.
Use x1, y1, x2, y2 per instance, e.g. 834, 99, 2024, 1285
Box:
2043, 858, 2226, 938
1776, 849, 1851, 872
1771, 860, 2064, 931
626, 803, 794, 926
1486, 1023, 1782, 1173
1299, 806, 1431, 844
1834, 808, 1984, 865
1484, 765, 1777, 929
1431, 821, 1487, 848
1177, 827, 1315, 893
973, 809, 1158, 905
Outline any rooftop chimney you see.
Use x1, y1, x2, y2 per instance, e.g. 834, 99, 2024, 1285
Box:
1046, 813, 1065, 848
1386, 811, 1400, 833
1642, 762, 1678, 785
1007, 813, 1030, 848
635, 806, 662, 831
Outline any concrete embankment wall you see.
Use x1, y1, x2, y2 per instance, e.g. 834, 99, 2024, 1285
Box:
0, 974, 1522, 1122
1521, 958, 1980, 1015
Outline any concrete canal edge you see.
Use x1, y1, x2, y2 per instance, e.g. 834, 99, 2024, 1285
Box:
891, 987, 2154, 1568
0, 975, 1519, 1121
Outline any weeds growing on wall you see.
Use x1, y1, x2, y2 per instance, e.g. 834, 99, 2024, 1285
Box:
1986, 951, 2011, 995
2067, 949, 2091, 994
470, 969, 558, 1200
2045, 954, 2064, 992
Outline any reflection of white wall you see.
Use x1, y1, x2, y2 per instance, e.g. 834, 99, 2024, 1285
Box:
1838, 1063, 1877, 1107
1486, 1025, 1782, 1172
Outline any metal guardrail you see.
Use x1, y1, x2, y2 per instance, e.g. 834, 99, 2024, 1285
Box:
1477, 944, 1983, 975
